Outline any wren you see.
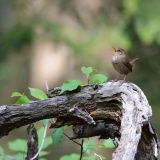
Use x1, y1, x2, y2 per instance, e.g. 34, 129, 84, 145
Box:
112, 47, 139, 81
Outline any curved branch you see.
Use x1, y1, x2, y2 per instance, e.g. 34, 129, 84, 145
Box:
0, 81, 158, 159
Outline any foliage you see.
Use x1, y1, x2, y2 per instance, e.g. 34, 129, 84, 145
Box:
37, 127, 53, 150
29, 87, 48, 100
7, 71, 112, 159
0, 23, 33, 58
60, 153, 80, 160
0, 146, 4, 155
81, 138, 114, 159
82, 156, 97, 160
61, 66, 108, 93
11, 92, 31, 104
81, 66, 108, 84
1, 0, 160, 159
0, 145, 24, 160
8, 139, 26, 152
52, 127, 64, 147
6, 69, 110, 159
91, 74, 108, 84
60, 80, 83, 94
59, 138, 114, 160
81, 66, 93, 78
99, 138, 115, 149
83, 139, 97, 153
8, 88, 51, 159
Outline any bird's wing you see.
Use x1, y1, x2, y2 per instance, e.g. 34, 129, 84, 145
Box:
121, 56, 132, 72
122, 61, 132, 72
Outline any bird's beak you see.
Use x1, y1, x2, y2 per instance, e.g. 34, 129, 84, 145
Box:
112, 47, 116, 55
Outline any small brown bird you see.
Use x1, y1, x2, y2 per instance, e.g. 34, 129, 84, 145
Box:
112, 47, 139, 81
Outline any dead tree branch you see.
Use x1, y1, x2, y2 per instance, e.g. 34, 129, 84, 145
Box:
0, 81, 158, 159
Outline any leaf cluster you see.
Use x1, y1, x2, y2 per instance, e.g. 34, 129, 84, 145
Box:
61, 66, 108, 93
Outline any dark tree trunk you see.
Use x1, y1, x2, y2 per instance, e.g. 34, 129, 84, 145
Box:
26, 124, 38, 160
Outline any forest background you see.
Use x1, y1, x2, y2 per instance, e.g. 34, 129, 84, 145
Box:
0, 0, 160, 159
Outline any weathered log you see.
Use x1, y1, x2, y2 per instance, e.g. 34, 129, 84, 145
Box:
0, 81, 158, 159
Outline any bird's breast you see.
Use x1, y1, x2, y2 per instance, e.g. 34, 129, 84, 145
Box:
112, 54, 124, 63
112, 54, 132, 75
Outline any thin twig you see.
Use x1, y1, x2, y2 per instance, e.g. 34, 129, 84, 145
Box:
64, 132, 81, 146
80, 139, 84, 160
45, 81, 49, 92
64, 133, 84, 160
94, 153, 103, 160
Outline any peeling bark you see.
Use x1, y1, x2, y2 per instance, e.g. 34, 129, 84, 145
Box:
0, 81, 158, 159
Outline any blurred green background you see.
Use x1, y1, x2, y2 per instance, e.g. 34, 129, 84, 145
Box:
0, 0, 160, 159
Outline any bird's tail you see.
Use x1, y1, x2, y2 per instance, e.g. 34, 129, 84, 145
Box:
130, 58, 139, 66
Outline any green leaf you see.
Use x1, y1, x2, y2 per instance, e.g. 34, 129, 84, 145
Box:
42, 136, 53, 149
83, 139, 97, 153
0, 146, 4, 156
8, 139, 26, 152
16, 153, 24, 160
81, 66, 93, 77
60, 80, 82, 94
91, 74, 108, 84
52, 127, 64, 147
0, 156, 3, 160
11, 91, 31, 104
39, 158, 47, 160
4, 154, 25, 160
39, 151, 49, 157
60, 153, 80, 160
15, 96, 31, 104
37, 127, 45, 142
4, 156, 14, 160
99, 138, 115, 149
83, 156, 97, 160
29, 87, 48, 100
11, 92, 23, 97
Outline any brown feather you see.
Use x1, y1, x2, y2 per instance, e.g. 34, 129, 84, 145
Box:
112, 48, 139, 77
130, 58, 139, 66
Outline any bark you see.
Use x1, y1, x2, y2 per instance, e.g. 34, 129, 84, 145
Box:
0, 81, 158, 159
26, 124, 38, 160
